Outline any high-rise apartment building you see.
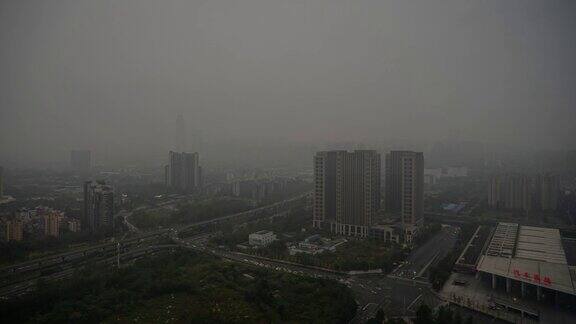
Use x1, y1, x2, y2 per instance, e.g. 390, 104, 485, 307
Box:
487, 175, 502, 209
489, 173, 559, 212
5, 219, 23, 242
536, 174, 559, 211
68, 219, 81, 233
385, 151, 424, 243
70, 150, 92, 172
0, 166, 4, 198
44, 212, 60, 238
313, 150, 381, 237
83, 181, 114, 232
165, 151, 202, 193
488, 174, 532, 211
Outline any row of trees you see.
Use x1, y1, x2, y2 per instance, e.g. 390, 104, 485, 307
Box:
212, 205, 409, 272
306, 240, 407, 272
0, 250, 357, 323
0, 230, 109, 265
130, 197, 252, 229
210, 205, 311, 249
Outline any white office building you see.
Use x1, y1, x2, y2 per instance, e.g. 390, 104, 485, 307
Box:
249, 230, 277, 247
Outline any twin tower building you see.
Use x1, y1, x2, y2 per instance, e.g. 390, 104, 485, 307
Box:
313, 150, 424, 243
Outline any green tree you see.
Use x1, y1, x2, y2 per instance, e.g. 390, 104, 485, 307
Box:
386, 318, 407, 324
366, 309, 385, 324
375, 308, 385, 322
435, 306, 454, 324
414, 304, 433, 324
453, 312, 463, 324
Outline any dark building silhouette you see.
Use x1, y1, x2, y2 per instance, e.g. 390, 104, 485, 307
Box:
489, 173, 559, 212
83, 181, 114, 232
0, 166, 4, 198
313, 150, 381, 237
385, 151, 424, 243
165, 151, 202, 193
534, 174, 560, 211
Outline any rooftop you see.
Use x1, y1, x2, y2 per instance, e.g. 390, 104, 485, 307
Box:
477, 222, 576, 295
485, 222, 517, 258
252, 230, 274, 235
516, 226, 567, 264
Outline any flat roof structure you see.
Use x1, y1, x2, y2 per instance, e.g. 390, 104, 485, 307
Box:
516, 226, 567, 264
485, 222, 517, 258
477, 222, 576, 296
253, 230, 274, 235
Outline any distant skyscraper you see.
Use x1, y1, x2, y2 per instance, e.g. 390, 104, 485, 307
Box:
488, 175, 502, 209
70, 150, 91, 172
567, 150, 576, 176
488, 174, 532, 212
165, 151, 202, 193
0, 166, 4, 198
83, 181, 114, 232
537, 174, 559, 211
68, 219, 81, 233
44, 212, 60, 238
313, 150, 381, 237
175, 114, 186, 152
385, 151, 424, 243
5, 219, 23, 242
491, 173, 559, 212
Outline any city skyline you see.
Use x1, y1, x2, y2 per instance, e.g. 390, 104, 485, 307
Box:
1, 0, 575, 167
0, 1, 575, 322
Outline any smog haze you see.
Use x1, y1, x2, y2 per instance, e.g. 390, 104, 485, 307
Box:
1, 0, 575, 167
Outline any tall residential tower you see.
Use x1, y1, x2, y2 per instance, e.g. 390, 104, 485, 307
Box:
0, 166, 4, 198
313, 150, 381, 237
83, 181, 114, 232
385, 151, 424, 243
489, 173, 559, 212
165, 151, 202, 193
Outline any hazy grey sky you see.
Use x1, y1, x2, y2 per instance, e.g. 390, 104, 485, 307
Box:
1, 0, 575, 166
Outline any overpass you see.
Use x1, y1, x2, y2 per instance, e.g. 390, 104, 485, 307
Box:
0, 230, 169, 277
175, 192, 311, 236
0, 244, 181, 299
0, 193, 310, 284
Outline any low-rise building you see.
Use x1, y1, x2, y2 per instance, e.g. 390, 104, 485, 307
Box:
370, 224, 401, 244
288, 235, 347, 255
248, 230, 277, 247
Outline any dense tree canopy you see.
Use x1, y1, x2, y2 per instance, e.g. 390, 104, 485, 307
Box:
0, 250, 357, 323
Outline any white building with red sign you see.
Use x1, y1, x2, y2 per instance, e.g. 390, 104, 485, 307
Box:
476, 222, 576, 302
